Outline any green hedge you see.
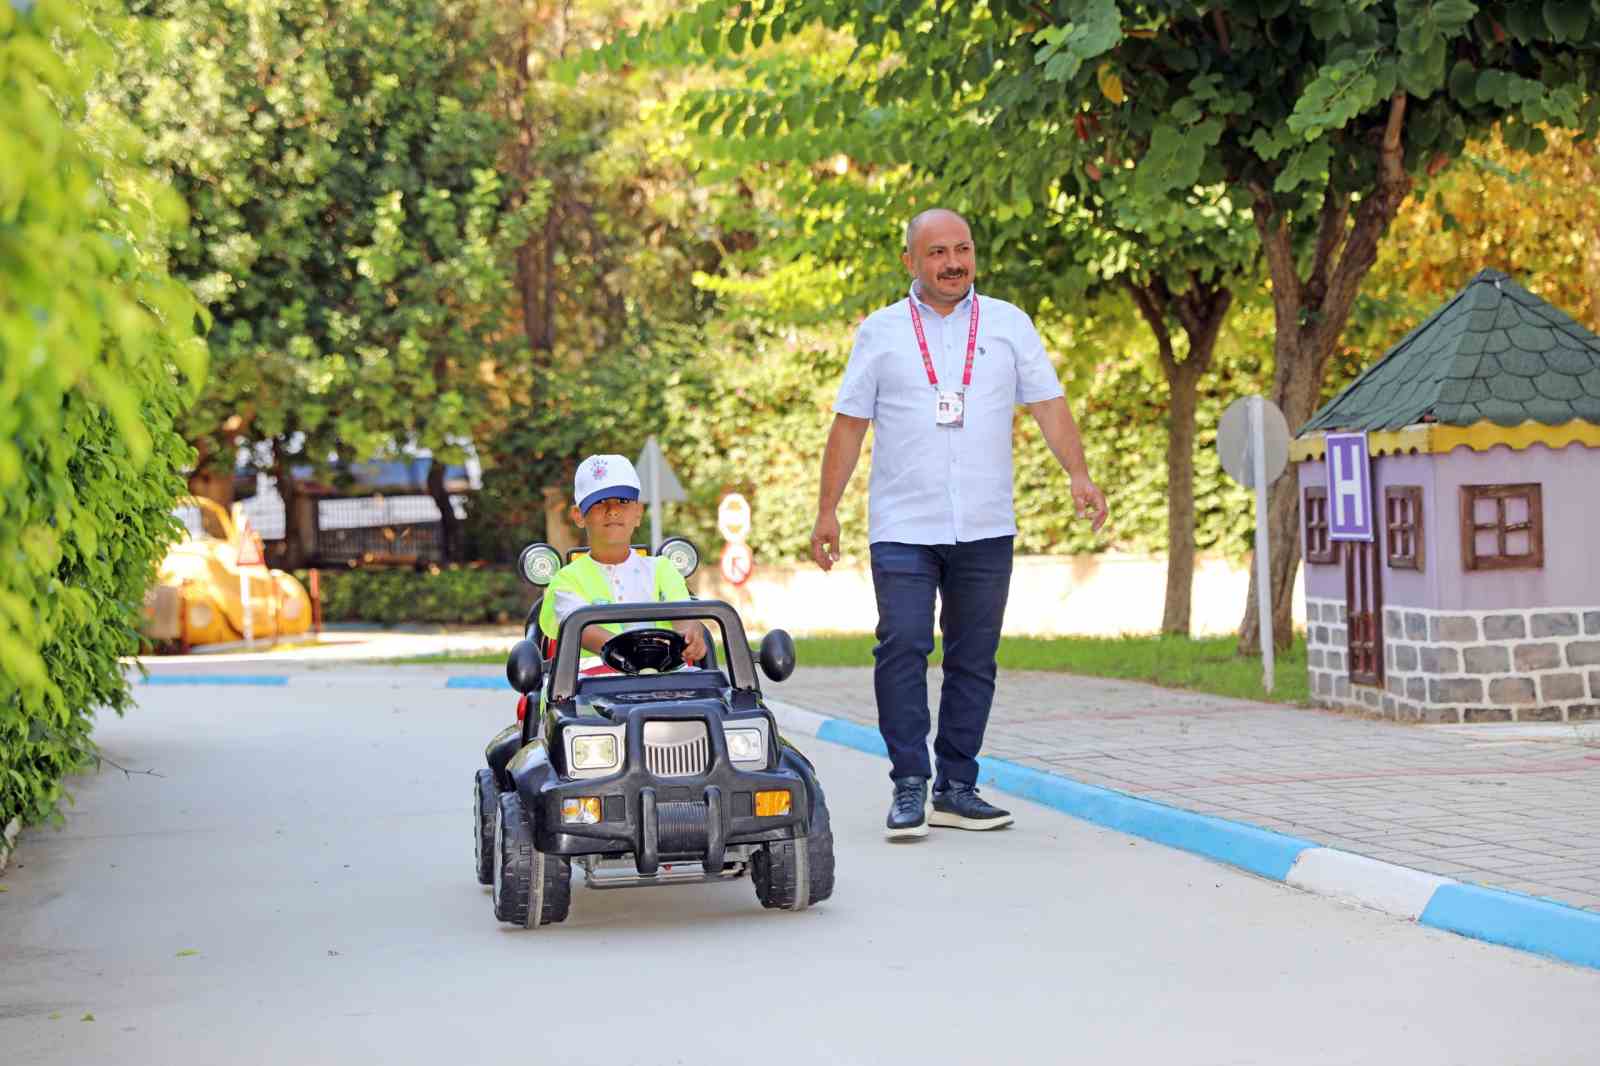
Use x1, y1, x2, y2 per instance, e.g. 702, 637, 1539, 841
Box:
1, 2, 206, 829
301, 567, 536, 626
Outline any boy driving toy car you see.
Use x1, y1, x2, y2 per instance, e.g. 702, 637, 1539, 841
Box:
537, 454, 708, 669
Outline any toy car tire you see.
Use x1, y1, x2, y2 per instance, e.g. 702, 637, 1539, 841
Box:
474, 769, 498, 886
494, 791, 571, 928
751, 792, 835, 911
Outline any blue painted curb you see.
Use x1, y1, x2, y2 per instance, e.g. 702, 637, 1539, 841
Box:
782, 700, 1600, 972
972, 756, 1314, 882
815, 718, 888, 757
140, 674, 290, 686
1420, 883, 1600, 971
445, 676, 510, 690
808, 709, 1311, 882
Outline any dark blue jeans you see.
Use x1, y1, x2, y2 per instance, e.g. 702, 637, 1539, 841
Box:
869, 536, 1013, 790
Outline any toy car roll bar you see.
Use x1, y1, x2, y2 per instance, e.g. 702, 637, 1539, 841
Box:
549, 600, 758, 702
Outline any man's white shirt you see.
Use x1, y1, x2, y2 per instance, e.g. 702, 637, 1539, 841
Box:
833, 284, 1064, 545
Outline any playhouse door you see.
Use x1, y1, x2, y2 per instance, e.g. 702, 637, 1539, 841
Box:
1344, 540, 1384, 686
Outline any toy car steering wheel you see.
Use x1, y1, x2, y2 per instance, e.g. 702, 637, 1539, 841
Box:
599, 628, 688, 675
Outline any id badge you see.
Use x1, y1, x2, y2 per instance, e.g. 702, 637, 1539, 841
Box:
935, 389, 965, 429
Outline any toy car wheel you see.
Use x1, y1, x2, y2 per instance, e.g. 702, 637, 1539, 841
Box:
474, 769, 498, 886
493, 791, 571, 928
751, 789, 835, 912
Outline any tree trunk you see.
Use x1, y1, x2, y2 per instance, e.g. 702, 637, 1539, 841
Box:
1161, 361, 1203, 634
187, 465, 235, 508
1126, 278, 1235, 636
428, 458, 462, 563
1236, 94, 1414, 655
273, 456, 308, 570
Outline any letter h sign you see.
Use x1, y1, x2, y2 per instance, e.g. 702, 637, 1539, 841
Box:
1324, 432, 1373, 542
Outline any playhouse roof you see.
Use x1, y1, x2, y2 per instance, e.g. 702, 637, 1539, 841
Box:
1299, 269, 1600, 435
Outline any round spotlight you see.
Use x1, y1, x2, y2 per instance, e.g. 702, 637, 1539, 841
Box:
517, 542, 563, 587
657, 536, 700, 580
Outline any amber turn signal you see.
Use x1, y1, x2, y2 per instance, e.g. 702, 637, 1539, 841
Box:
754, 790, 791, 817
561, 797, 602, 825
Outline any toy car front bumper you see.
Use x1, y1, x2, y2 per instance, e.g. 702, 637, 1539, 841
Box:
532, 712, 809, 876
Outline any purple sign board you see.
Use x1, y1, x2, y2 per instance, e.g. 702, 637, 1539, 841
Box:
1325, 432, 1374, 541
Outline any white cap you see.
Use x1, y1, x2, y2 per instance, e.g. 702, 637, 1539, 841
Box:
573, 454, 641, 514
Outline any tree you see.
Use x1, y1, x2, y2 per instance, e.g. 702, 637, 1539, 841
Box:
120, 0, 534, 563
608, 0, 1600, 649
1348, 124, 1600, 360
599, 12, 1263, 633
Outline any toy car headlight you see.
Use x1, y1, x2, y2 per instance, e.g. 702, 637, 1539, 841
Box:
726, 728, 764, 764
570, 733, 619, 770
517, 542, 563, 587
658, 536, 700, 579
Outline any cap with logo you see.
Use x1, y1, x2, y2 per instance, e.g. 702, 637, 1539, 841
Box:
574, 454, 642, 514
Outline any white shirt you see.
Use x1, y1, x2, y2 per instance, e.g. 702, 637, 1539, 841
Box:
833, 284, 1064, 545
551, 552, 657, 630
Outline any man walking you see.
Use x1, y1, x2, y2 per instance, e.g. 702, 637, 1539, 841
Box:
809, 208, 1108, 840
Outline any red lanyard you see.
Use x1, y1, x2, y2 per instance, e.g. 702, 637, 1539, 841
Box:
907, 291, 979, 389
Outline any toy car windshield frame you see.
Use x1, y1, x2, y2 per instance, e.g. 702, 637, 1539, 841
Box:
549, 600, 759, 702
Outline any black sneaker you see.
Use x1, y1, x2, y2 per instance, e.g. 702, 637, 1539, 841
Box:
885, 776, 930, 841
931, 783, 1013, 831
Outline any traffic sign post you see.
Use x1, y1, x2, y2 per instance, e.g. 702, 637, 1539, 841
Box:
717, 492, 754, 589
720, 541, 754, 585
235, 516, 266, 645
635, 436, 687, 552
716, 493, 751, 542
1217, 396, 1291, 693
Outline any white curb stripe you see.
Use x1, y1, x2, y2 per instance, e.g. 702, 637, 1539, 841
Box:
1287, 848, 1454, 921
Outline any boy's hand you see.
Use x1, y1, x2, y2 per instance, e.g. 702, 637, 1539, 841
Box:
673, 621, 708, 664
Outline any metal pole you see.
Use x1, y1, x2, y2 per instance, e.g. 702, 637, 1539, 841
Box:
240, 566, 253, 646
649, 442, 662, 553
1250, 396, 1274, 692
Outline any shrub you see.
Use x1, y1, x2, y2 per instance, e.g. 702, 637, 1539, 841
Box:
1, 1, 206, 829
300, 567, 535, 627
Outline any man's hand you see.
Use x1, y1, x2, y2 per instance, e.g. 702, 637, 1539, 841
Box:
1072, 477, 1109, 533
810, 511, 842, 571
673, 621, 709, 664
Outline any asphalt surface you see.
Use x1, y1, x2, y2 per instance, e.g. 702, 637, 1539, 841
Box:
3, 674, 1598, 1065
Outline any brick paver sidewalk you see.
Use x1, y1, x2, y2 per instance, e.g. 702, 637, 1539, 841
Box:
769, 668, 1600, 912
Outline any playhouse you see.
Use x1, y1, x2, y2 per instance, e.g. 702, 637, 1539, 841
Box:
1290, 269, 1600, 722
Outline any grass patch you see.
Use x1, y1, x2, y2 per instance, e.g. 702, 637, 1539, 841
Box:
394, 631, 1308, 705
795, 632, 1307, 705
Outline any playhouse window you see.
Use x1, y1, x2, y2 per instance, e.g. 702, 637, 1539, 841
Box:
1385, 486, 1424, 570
1460, 484, 1544, 572
1303, 487, 1336, 564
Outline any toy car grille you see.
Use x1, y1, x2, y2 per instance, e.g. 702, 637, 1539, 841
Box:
642, 721, 710, 778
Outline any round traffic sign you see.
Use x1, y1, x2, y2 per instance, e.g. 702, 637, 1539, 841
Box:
717, 493, 752, 542
720, 541, 754, 586
1217, 396, 1291, 489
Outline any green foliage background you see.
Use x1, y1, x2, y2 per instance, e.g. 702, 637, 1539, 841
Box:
1, 0, 205, 829
302, 568, 532, 626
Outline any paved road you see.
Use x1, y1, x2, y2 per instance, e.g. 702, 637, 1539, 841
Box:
3, 674, 1598, 1065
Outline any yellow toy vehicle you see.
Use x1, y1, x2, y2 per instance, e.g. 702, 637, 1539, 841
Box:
144, 496, 313, 648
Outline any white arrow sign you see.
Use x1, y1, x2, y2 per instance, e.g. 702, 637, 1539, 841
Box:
635, 436, 687, 552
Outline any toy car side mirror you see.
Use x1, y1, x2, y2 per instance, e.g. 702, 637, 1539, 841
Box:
506, 639, 544, 695
757, 629, 796, 683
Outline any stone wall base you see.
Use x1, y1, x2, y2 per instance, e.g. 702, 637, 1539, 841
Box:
1306, 598, 1600, 723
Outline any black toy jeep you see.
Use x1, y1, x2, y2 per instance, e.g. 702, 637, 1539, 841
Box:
472, 550, 834, 928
